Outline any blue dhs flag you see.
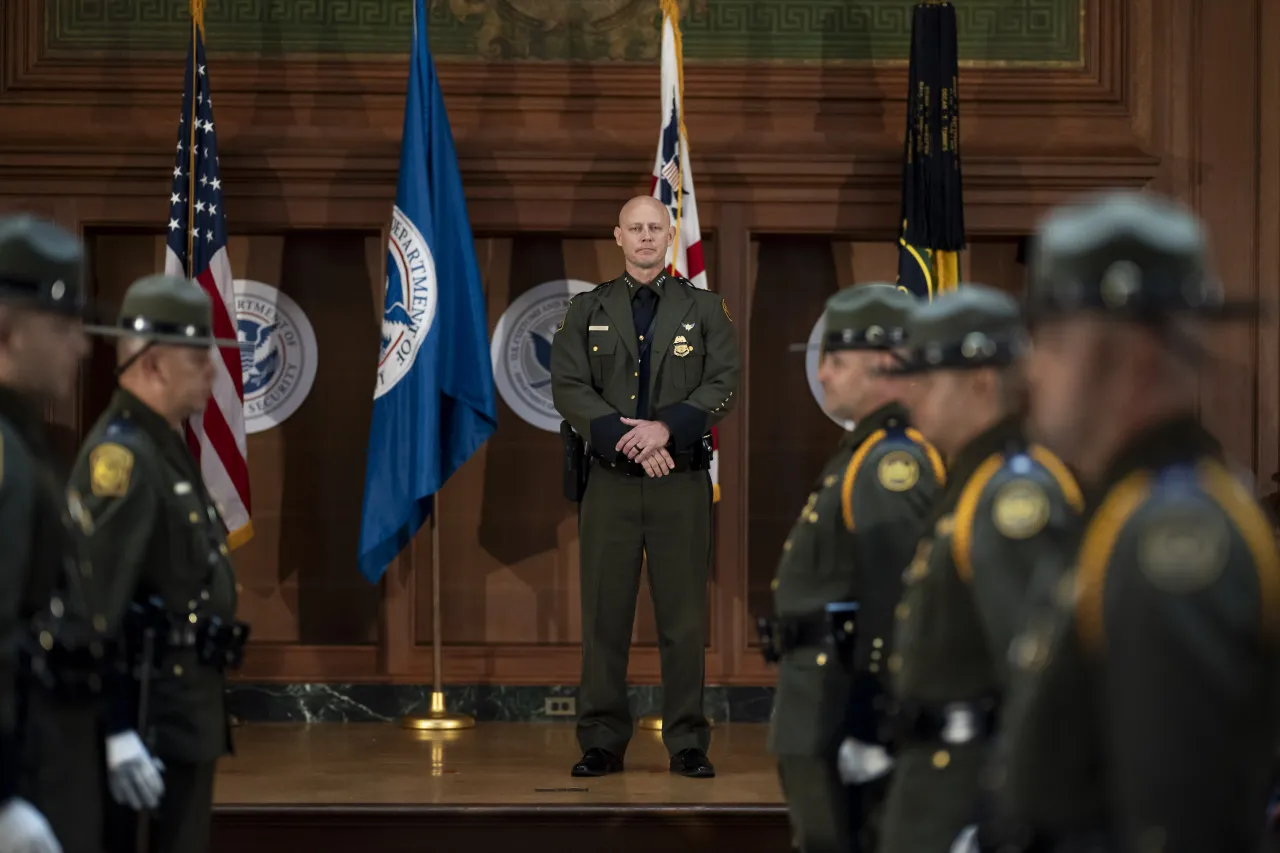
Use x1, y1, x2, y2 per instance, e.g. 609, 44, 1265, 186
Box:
357, 0, 497, 583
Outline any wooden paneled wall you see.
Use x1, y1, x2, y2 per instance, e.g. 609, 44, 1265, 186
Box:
0, 0, 1276, 685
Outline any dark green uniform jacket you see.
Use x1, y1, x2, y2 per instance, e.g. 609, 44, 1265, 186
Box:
70, 389, 237, 764
0, 386, 108, 853
880, 415, 1083, 853
768, 402, 946, 756
550, 272, 738, 456
986, 415, 1280, 853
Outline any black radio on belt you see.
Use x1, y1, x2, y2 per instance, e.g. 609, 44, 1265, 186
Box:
195, 616, 251, 671
825, 601, 859, 666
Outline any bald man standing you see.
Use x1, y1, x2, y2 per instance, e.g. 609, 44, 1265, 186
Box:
551, 196, 740, 778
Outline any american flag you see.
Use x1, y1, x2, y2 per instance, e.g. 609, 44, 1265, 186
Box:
164, 19, 252, 547
651, 0, 717, 501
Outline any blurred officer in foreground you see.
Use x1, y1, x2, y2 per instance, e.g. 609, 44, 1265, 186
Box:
0, 214, 164, 853
551, 196, 738, 778
873, 284, 1083, 853
75, 274, 249, 853
762, 284, 945, 853
976, 191, 1280, 852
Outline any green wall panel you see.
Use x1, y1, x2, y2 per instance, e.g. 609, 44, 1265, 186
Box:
45, 0, 1082, 65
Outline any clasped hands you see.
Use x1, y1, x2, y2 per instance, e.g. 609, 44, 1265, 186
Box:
616, 418, 674, 477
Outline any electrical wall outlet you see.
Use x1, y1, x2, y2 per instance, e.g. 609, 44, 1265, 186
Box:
544, 697, 576, 716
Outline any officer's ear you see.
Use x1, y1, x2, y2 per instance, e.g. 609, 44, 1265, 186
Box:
614, 225, 623, 247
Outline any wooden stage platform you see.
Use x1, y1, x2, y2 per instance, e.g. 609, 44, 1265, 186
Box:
212, 722, 790, 852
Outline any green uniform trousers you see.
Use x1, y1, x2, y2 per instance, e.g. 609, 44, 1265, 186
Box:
106, 759, 216, 853
779, 753, 887, 853
21, 692, 103, 853
577, 464, 712, 757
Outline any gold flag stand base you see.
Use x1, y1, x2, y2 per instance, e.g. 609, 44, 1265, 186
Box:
639, 714, 714, 732
401, 691, 475, 731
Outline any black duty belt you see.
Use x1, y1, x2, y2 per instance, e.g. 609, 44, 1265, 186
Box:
124, 597, 251, 673
20, 627, 116, 702
590, 450, 705, 477
756, 602, 859, 664
888, 696, 1000, 747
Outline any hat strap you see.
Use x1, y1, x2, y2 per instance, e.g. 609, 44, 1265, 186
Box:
115, 340, 154, 378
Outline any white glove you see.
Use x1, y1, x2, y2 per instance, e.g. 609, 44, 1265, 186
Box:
0, 797, 61, 853
106, 731, 165, 811
950, 824, 979, 853
837, 737, 894, 785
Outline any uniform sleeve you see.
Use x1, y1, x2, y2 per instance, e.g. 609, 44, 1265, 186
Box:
1093, 496, 1278, 851
848, 440, 940, 556
0, 430, 34, 799
72, 438, 161, 736
549, 296, 629, 458
72, 438, 158, 634
656, 294, 740, 450
966, 473, 1081, 687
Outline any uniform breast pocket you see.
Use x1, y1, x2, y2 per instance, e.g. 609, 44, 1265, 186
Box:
671, 331, 705, 389
588, 333, 618, 386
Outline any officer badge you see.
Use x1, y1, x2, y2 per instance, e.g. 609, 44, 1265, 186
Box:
877, 451, 920, 492
993, 479, 1050, 539
672, 335, 694, 357
89, 442, 134, 498
1138, 509, 1229, 593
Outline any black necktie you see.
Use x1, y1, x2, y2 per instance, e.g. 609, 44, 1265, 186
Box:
632, 285, 658, 418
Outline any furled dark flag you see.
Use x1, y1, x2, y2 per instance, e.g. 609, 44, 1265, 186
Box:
897, 0, 966, 299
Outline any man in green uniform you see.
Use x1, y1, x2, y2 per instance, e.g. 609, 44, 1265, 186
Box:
74, 274, 249, 853
762, 283, 945, 853
876, 284, 1084, 853
551, 195, 739, 778
0, 214, 165, 853
973, 192, 1280, 852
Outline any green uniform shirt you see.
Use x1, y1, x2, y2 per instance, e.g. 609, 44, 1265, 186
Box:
550, 272, 739, 456
987, 415, 1280, 851
768, 403, 945, 756
880, 415, 1083, 853
70, 388, 238, 763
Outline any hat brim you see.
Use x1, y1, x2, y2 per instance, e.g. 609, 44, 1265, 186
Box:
1024, 298, 1264, 325
84, 324, 241, 349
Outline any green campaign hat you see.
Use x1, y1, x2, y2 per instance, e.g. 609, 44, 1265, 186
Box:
888, 283, 1026, 374
820, 283, 920, 352
1025, 190, 1256, 322
0, 213, 87, 317
85, 274, 240, 348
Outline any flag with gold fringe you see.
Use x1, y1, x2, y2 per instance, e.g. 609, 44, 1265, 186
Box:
897, 0, 966, 299
650, 0, 719, 503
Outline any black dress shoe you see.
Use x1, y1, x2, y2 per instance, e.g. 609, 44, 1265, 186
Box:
669, 748, 715, 778
571, 747, 623, 777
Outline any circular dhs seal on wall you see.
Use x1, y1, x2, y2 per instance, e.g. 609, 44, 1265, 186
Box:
235, 280, 319, 434
492, 279, 597, 432
805, 314, 856, 432
377, 205, 439, 399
